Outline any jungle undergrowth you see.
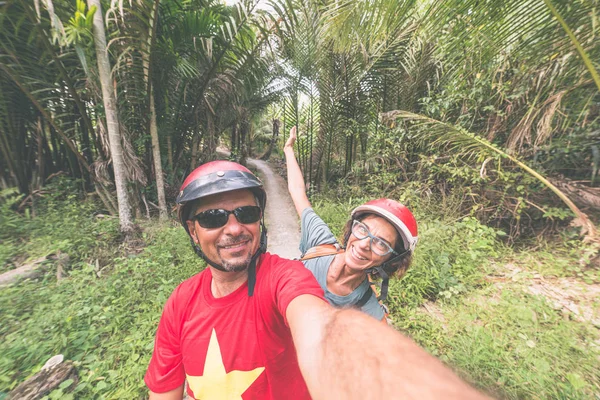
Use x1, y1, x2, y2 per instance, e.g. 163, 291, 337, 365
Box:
0, 178, 598, 399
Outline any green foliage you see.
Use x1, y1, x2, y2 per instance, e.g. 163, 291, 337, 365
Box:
310, 196, 363, 238
1, 184, 597, 399
269, 0, 600, 241
0, 208, 201, 399
360, 120, 581, 238
398, 287, 600, 399
0, 189, 25, 273
0, 178, 121, 274
64, 0, 96, 45
313, 187, 599, 399
0, 188, 24, 238
392, 217, 501, 308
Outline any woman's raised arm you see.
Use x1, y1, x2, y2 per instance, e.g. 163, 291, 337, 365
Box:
283, 126, 312, 217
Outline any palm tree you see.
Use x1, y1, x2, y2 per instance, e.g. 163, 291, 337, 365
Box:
0, 0, 118, 213
382, 110, 598, 241
88, 0, 134, 234
270, 0, 599, 242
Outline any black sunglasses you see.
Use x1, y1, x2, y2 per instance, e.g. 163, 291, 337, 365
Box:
193, 205, 262, 229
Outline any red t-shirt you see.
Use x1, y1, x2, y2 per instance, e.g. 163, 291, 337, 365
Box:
144, 252, 325, 399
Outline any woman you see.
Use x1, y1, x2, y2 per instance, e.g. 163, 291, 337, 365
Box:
284, 126, 418, 321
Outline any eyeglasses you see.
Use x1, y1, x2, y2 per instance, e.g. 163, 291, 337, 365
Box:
193, 206, 262, 229
351, 220, 398, 256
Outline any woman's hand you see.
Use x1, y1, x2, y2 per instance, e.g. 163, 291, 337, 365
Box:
283, 125, 311, 215
284, 126, 297, 150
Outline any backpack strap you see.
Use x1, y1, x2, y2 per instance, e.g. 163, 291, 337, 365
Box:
355, 282, 374, 308
300, 243, 344, 260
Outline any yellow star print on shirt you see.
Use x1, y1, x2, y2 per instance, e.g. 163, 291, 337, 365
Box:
186, 329, 265, 400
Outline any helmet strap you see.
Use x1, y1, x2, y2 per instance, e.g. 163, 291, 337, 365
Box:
247, 221, 267, 296
366, 249, 410, 302
189, 220, 268, 296
368, 266, 389, 301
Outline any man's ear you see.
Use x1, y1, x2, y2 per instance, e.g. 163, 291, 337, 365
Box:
186, 220, 199, 244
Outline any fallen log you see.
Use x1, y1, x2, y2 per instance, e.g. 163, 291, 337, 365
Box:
8, 357, 77, 400
0, 256, 47, 287
0, 254, 69, 287
549, 177, 600, 211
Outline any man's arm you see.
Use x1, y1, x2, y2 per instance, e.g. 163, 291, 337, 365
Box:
287, 295, 490, 400
148, 385, 184, 400
283, 126, 311, 217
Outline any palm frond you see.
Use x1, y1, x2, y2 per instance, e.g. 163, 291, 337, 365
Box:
382, 110, 598, 241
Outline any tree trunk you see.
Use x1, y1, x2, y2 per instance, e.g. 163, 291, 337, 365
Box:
247, 123, 253, 158
239, 119, 249, 166
231, 124, 238, 155
237, 122, 242, 154
142, 0, 167, 220
35, 118, 44, 190
88, 0, 134, 235
204, 112, 217, 162
167, 134, 173, 172
8, 361, 77, 400
78, 106, 93, 165
149, 85, 167, 220
39, 119, 55, 176
309, 90, 314, 192
549, 178, 600, 211
260, 119, 279, 160
190, 132, 200, 171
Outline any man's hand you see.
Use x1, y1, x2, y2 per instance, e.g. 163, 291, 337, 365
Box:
284, 126, 297, 150
287, 295, 490, 400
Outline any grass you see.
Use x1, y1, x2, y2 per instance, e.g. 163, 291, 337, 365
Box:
0, 181, 204, 399
1, 180, 599, 399
0, 221, 202, 399
397, 284, 600, 399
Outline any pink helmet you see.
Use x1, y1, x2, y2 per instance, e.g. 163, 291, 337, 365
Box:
351, 198, 418, 252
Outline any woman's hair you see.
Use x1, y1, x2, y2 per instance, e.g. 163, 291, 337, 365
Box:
341, 213, 413, 279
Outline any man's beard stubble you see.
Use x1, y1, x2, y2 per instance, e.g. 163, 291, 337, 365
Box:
216, 233, 254, 272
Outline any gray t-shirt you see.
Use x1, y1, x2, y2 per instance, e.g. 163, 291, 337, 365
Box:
299, 208, 385, 320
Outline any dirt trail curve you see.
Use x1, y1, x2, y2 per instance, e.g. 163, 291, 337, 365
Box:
248, 159, 301, 260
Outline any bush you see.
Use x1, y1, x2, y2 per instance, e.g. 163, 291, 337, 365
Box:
0, 178, 120, 274
391, 217, 502, 309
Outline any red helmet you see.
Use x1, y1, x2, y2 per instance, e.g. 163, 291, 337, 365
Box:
351, 199, 418, 252
177, 161, 267, 297
176, 160, 267, 226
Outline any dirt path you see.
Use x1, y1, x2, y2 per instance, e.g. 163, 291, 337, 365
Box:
248, 159, 301, 259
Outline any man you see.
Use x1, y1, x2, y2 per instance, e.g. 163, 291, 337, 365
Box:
145, 160, 489, 400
